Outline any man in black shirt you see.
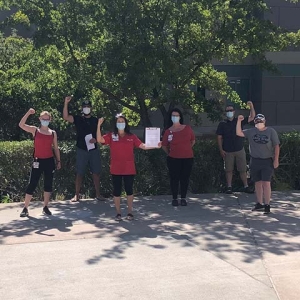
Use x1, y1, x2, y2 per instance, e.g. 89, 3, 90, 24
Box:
63, 96, 103, 201
216, 101, 256, 194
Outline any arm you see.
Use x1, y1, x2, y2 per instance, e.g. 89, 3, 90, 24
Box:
162, 146, 169, 155
96, 118, 105, 144
273, 144, 280, 169
52, 131, 61, 170
63, 96, 74, 123
191, 140, 195, 147
247, 101, 256, 123
236, 115, 245, 137
19, 108, 37, 136
217, 135, 226, 158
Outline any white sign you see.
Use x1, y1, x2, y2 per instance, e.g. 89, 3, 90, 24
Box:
85, 134, 95, 151
145, 127, 160, 148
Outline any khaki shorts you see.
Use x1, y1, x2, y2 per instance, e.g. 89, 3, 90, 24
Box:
224, 149, 247, 173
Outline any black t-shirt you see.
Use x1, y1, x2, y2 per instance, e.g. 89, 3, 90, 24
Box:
73, 115, 98, 151
216, 117, 248, 152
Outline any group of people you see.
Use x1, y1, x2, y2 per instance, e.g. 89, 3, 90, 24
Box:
18, 96, 280, 219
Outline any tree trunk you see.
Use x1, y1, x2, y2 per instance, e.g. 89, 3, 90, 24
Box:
137, 97, 152, 127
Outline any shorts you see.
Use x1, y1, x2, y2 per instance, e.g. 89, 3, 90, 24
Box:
76, 147, 101, 176
250, 157, 274, 182
224, 148, 247, 173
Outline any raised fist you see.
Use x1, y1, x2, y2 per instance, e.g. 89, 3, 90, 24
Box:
64, 95, 73, 103
98, 117, 104, 126
28, 108, 35, 115
246, 101, 253, 108
238, 115, 244, 121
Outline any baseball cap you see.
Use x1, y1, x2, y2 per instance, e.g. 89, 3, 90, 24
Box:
82, 100, 92, 107
254, 114, 265, 122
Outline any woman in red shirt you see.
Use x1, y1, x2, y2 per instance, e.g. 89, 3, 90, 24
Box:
97, 114, 160, 221
162, 108, 195, 206
19, 109, 61, 217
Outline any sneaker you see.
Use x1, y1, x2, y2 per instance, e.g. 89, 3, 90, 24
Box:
264, 205, 271, 215
20, 207, 29, 217
126, 213, 134, 221
180, 199, 187, 206
115, 214, 122, 221
225, 187, 232, 194
252, 203, 265, 211
43, 206, 52, 216
172, 199, 179, 206
243, 186, 254, 194
95, 196, 106, 201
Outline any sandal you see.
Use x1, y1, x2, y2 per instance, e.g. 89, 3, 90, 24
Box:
115, 214, 122, 221
126, 213, 134, 221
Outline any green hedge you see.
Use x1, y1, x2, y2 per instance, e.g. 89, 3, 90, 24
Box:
1, 131, 300, 202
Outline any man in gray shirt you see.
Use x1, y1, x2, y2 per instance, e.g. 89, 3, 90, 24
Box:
236, 114, 280, 214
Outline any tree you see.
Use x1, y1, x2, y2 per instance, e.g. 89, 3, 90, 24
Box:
1, 0, 300, 130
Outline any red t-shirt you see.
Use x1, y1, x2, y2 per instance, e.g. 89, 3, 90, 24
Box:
162, 125, 195, 158
103, 133, 142, 175
34, 130, 54, 159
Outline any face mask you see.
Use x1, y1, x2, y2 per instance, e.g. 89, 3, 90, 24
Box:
171, 116, 180, 123
116, 123, 126, 130
40, 120, 50, 127
255, 122, 265, 129
226, 111, 234, 119
83, 107, 91, 115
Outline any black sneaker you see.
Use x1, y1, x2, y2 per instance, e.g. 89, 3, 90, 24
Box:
115, 214, 122, 221
180, 199, 187, 206
20, 207, 29, 217
172, 199, 179, 206
43, 206, 52, 216
252, 203, 265, 211
264, 205, 271, 215
243, 186, 254, 194
225, 187, 232, 194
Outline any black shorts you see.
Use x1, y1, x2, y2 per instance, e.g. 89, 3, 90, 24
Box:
250, 157, 274, 182
111, 175, 135, 197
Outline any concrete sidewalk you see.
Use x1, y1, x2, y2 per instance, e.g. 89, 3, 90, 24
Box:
0, 192, 299, 300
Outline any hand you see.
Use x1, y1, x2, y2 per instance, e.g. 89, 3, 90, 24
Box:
220, 150, 226, 158
64, 95, 73, 104
56, 161, 61, 170
157, 141, 162, 148
273, 159, 279, 169
246, 101, 253, 108
98, 117, 104, 126
238, 115, 244, 121
89, 138, 96, 144
28, 108, 35, 115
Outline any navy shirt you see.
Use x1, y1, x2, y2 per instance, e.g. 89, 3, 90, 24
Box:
216, 118, 248, 152
73, 115, 98, 151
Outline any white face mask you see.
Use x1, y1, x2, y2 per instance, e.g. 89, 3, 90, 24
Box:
255, 123, 265, 129
226, 111, 234, 119
83, 107, 91, 115
40, 120, 50, 127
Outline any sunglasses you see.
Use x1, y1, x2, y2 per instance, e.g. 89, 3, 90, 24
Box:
225, 109, 234, 112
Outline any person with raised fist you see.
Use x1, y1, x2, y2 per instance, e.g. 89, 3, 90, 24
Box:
63, 95, 104, 202
216, 101, 256, 194
236, 114, 280, 215
19, 109, 61, 217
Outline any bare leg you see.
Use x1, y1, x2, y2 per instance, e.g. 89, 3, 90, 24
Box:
127, 195, 134, 214
239, 172, 248, 187
255, 181, 263, 204
114, 196, 121, 214
262, 181, 271, 205
72, 174, 83, 201
24, 194, 33, 208
43, 192, 51, 207
92, 173, 101, 198
226, 171, 233, 187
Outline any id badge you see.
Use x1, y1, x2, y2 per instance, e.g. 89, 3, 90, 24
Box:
112, 134, 119, 142
168, 134, 173, 142
33, 162, 39, 169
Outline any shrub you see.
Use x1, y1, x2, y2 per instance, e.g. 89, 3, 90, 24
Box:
1, 131, 300, 202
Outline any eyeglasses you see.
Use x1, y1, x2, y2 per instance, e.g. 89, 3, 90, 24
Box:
225, 109, 234, 112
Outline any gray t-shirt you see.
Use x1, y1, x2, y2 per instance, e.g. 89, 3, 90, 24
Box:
243, 127, 280, 159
